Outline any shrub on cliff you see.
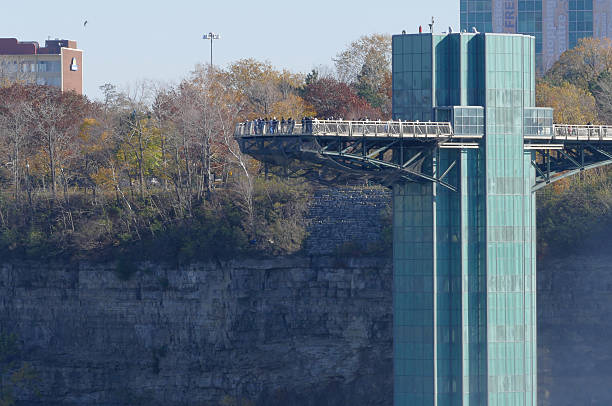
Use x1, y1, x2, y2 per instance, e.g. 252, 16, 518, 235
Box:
0, 176, 312, 262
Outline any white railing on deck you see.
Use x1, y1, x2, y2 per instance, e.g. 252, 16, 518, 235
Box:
236, 120, 612, 142
550, 125, 612, 141
234, 119, 454, 138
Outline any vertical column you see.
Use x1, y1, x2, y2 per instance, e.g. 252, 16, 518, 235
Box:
435, 149, 463, 406
393, 149, 465, 406
460, 148, 488, 406
483, 34, 536, 406
393, 182, 435, 406
523, 150, 537, 406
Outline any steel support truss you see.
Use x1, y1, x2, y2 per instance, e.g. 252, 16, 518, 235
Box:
238, 135, 462, 191
530, 142, 612, 191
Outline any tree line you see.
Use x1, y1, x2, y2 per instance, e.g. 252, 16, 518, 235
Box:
0, 34, 393, 261
3, 32, 609, 259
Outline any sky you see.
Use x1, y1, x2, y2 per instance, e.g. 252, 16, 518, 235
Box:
0, 0, 459, 101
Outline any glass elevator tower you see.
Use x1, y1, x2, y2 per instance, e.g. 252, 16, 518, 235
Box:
391, 33, 537, 405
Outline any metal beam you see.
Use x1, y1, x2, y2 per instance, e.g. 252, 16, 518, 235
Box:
367, 141, 398, 159
558, 149, 581, 168
320, 150, 457, 192
439, 160, 457, 181
403, 151, 423, 168
532, 159, 612, 191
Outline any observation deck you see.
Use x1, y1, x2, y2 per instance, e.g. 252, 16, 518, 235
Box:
235, 119, 612, 191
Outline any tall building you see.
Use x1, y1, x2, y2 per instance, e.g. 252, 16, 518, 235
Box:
460, 0, 612, 72
0, 38, 83, 94
392, 32, 541, 405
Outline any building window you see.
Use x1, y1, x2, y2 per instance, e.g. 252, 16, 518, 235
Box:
569, 0, 594, 48
37, 61, 60, 73
517, 0, 543, 73
460, 0, 493, 33
46, 77, 61, 88
20, 63, 36, 73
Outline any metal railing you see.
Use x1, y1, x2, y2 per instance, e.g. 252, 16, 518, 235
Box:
236, 121, 303, 136
550, 125, 612, 141
234, 119, 454, 138
235, 120, 612, 143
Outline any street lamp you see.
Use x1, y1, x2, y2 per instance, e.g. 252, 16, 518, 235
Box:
202, 32, 221, 67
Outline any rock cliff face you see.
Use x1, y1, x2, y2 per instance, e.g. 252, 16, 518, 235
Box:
1, 187, 611, 405
0, 257, 392, 406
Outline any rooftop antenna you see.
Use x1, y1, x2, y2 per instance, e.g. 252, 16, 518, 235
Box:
429, 16, 435, 33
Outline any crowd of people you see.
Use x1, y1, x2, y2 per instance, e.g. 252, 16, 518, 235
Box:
240, 116, 396, 135
242, 117, 305, 135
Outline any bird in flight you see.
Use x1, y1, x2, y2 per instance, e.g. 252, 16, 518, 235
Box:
84, 20, 88, 28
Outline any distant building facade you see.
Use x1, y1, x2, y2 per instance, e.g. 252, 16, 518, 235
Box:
460, 0, 612, 72
0, 38, 83, 94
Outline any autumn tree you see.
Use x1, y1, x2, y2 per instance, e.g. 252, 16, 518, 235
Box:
11, 86, 90, 201
117, 111, 162, 198
545, 37, 612, 91
334, 34, 392, 116
536, 81, 598, 124
303, 77, 381, 119
590, 71, 612, 124
223, 59, 313, 119
0, 85, 39, 198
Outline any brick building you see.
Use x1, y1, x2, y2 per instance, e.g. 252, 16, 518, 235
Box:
0, 38, 83, 94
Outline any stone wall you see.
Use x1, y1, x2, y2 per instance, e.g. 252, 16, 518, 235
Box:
304, 186, 391, 255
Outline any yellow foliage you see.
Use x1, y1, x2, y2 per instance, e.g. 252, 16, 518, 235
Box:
546, 37, 612, 90
29, 148, 50, 176
79, 118, 109, 155
536, 81, 598, 124
269, 94, 316, 119
224, 59, 307, 117
91, 167, 117, 191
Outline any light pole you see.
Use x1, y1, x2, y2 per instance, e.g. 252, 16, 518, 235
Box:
202, 32, 220, 68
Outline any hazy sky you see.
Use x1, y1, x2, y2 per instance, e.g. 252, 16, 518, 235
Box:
0, 1, 459, 101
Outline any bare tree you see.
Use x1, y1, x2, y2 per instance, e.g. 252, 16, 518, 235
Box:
334, 34, 391, 85
0, 98, 31, 198
28, 87, 88, 201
